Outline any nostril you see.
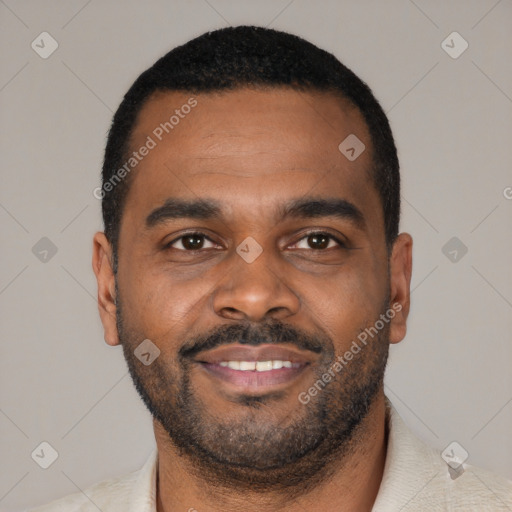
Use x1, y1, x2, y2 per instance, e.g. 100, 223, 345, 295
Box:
220, 307, 245, 319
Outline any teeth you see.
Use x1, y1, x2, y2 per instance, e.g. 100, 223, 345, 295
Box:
218, 360, 296, 372
256, 361, 273, 371
239, 361, 256, 371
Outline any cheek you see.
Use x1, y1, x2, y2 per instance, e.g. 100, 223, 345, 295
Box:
119, 262, 214, 343
304, 261, 387, 346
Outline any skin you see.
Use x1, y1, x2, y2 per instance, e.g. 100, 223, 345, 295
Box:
93, 88, 413, 511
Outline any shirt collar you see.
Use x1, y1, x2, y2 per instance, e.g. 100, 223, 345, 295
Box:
128, 447, 158, 512
371, 399, 441, 511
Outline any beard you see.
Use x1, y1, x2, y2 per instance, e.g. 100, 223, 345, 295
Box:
117, 290, 390, 493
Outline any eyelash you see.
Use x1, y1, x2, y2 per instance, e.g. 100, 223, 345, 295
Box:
165, 230, 346, 252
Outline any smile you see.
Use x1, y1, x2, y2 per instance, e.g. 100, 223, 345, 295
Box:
218, 360, 301, 371
193, 343, 316, 393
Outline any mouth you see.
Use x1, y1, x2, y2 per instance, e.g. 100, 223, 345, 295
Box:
193, 343, 317, 394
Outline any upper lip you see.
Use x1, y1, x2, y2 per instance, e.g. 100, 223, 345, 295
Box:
194, 343, 318, 365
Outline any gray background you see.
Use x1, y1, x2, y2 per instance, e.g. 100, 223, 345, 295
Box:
1, 0, 511, 510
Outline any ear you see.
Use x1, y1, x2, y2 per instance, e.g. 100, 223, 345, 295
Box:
388, 233, 413, 344
92, 232, 120, 346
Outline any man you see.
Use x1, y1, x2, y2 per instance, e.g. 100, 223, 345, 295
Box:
32, 26, 511, 511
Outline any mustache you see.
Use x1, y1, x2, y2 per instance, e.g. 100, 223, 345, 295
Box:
179, 320, 326, 360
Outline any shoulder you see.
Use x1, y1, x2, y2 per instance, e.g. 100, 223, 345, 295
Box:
446, 463, 512, 511
28, 471, 138, 512
373, 401, 512, 511
406, 459, 512, 511
28, 449, 158, 512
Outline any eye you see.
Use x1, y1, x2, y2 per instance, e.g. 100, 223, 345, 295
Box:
290, 232, 344, 250
166, 232, 219, 251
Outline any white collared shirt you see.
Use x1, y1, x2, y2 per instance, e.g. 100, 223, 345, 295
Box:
29, 403, 512, 511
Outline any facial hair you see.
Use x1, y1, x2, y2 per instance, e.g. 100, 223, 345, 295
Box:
117, 289, 390, 492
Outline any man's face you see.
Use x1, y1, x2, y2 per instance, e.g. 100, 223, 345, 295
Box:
97, 88, 408, 486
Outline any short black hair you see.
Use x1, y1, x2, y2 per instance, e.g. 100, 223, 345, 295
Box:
102, 25, 400, 265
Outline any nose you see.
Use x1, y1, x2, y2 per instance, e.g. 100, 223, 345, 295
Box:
212, 242, 300, 323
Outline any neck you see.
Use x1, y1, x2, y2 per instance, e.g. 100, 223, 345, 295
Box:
155, 393, 388, 512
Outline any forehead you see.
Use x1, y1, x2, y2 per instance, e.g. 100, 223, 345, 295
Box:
122, 88, 382, 237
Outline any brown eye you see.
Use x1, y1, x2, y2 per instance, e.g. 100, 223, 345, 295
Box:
307, 233, 330, 249
168, 233, 217, 251
292, 232, 343, 250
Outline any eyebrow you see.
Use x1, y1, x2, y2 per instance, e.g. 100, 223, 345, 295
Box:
146, 198, 223, 227
278, 197, 365, 230
145, 196, 366, 231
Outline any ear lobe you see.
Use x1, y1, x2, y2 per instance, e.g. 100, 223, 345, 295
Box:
92, 232, 120, 346
388, 233, 413, 344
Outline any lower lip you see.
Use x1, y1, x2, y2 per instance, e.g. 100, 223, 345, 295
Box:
199, 362, 309, 391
